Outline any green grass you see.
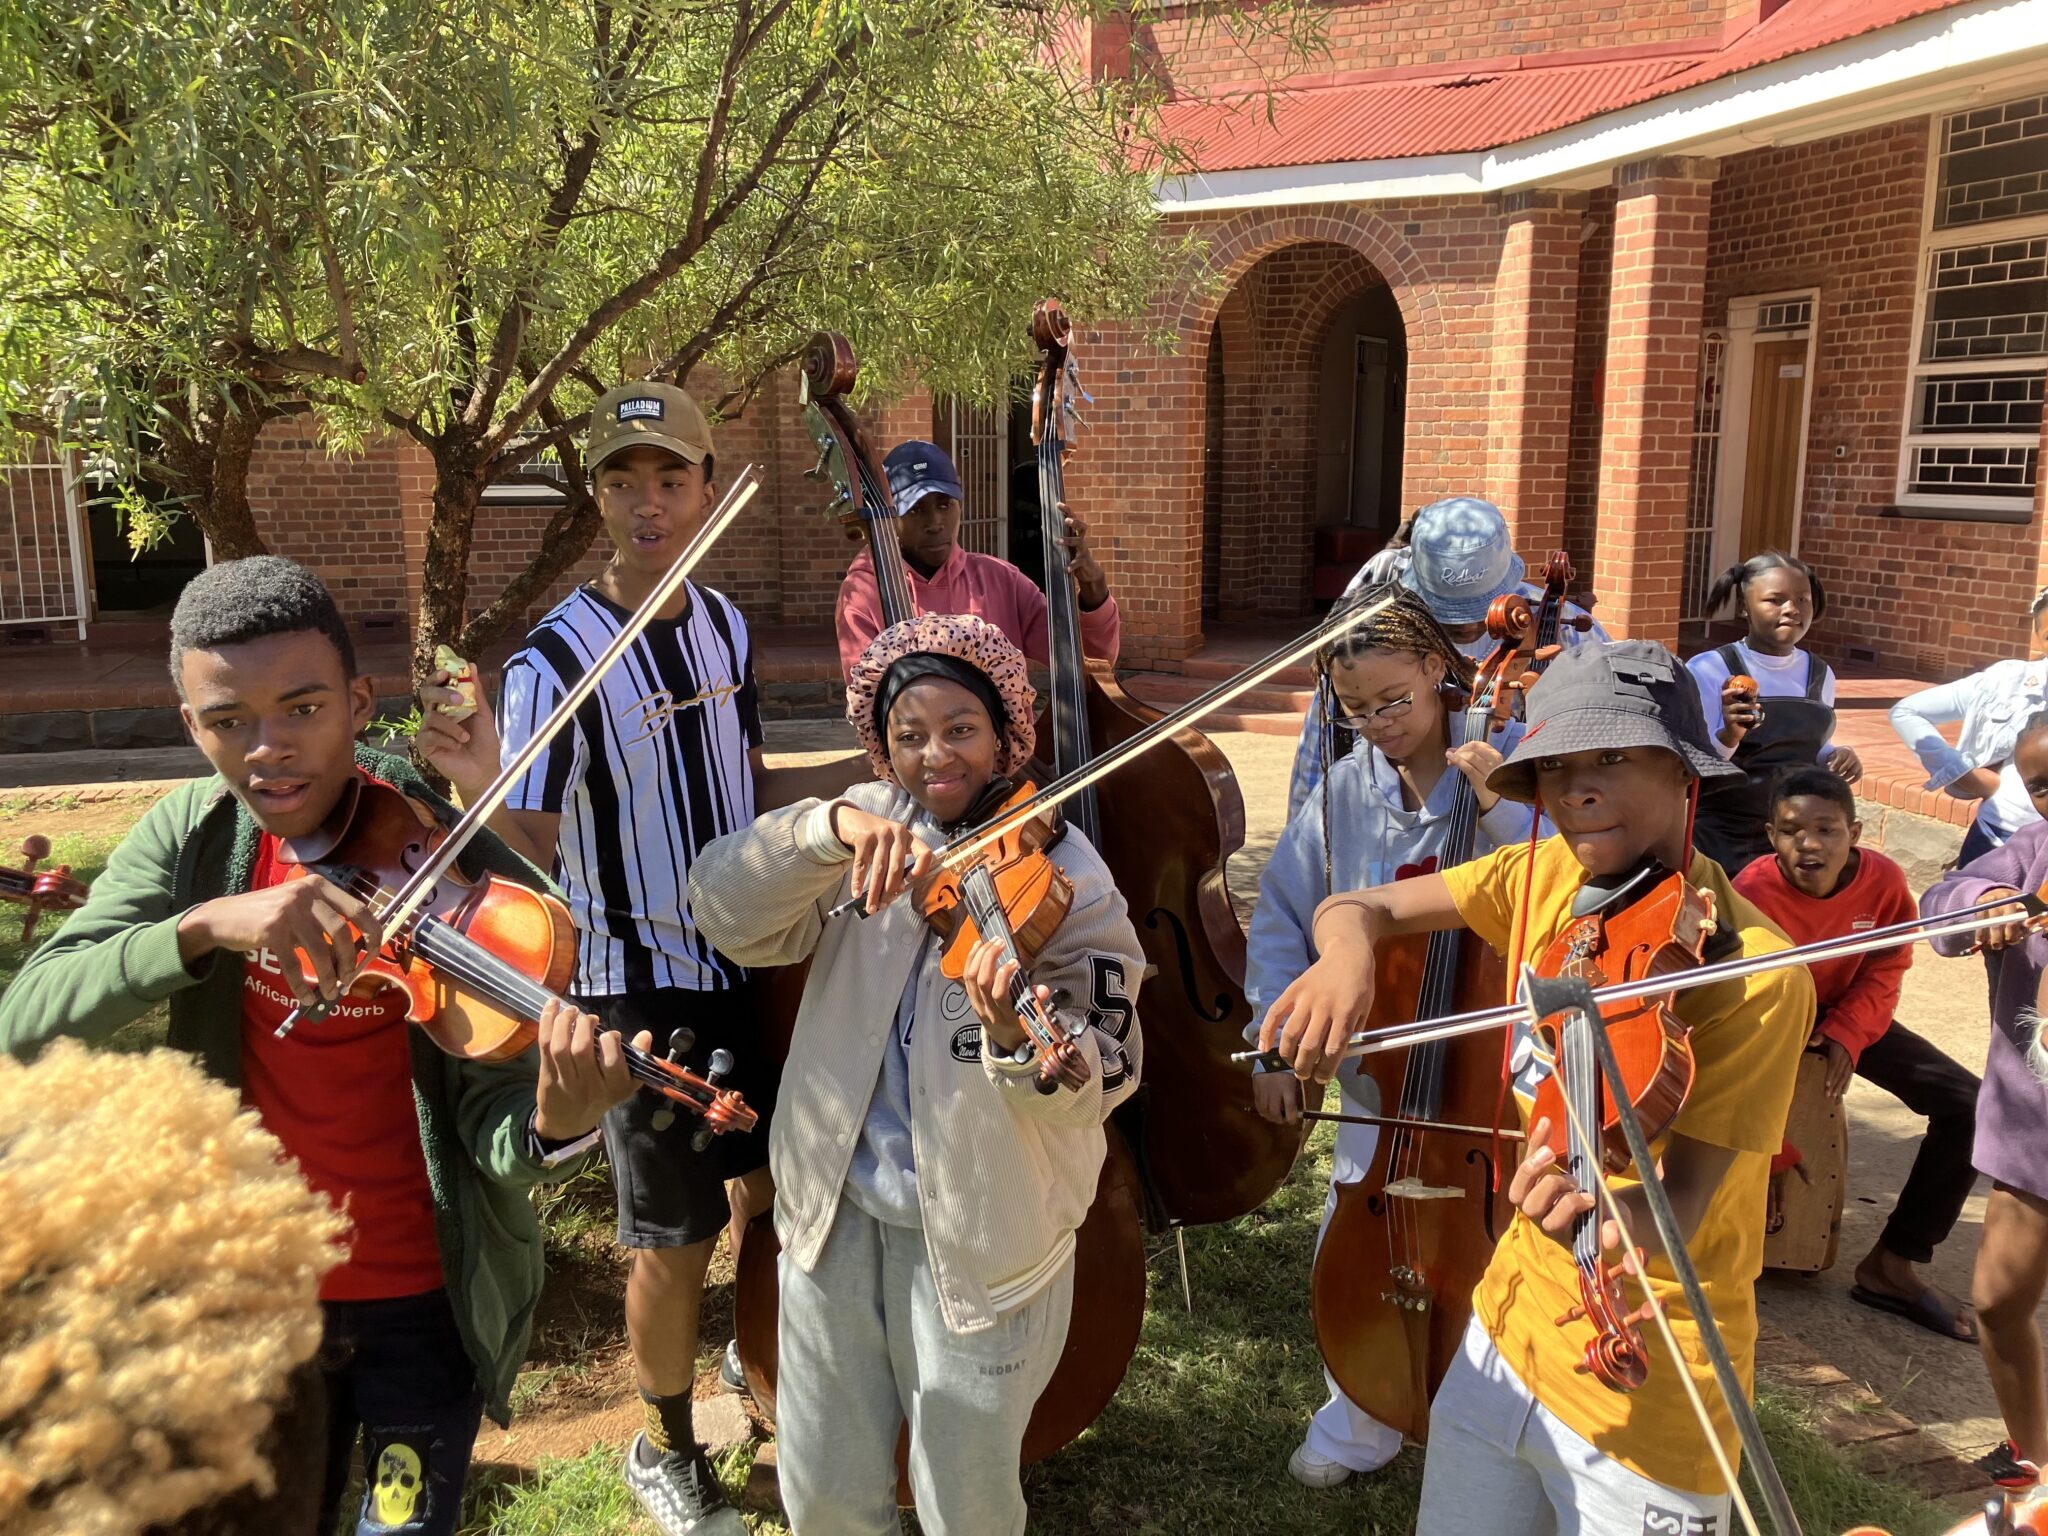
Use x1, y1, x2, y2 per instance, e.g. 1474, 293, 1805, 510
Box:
0, 821, 171, 1051
471, 1124, 1954, 1535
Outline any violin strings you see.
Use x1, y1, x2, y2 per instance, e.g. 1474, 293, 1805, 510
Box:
1546, 1019, 1766, 1536
1299, 891, 2038, 1067
338, 876, 715, 1111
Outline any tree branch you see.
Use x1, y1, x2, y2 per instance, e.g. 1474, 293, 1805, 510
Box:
481, 38, 857, 462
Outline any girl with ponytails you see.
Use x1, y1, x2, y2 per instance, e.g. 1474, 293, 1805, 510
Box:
1245, 583, 1536, 1487
1686, 550, 1861, 874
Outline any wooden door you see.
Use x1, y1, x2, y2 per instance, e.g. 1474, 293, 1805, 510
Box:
1738, 336, 1809, 555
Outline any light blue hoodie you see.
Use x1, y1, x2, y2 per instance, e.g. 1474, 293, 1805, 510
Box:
1247, 713, 1536, 1109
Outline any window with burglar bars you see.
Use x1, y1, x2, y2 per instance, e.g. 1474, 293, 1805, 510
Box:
1899, 94, 2048, 514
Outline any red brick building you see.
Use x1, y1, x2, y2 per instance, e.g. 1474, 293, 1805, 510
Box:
5, 0, 2048, 688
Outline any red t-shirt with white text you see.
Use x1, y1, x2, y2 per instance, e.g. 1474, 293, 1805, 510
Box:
240, 815, 445, 1301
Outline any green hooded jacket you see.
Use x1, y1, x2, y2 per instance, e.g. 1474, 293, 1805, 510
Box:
0, 746, 584, 1425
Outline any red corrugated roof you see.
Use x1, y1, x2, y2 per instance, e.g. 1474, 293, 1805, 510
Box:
1159, 0, 1983, 173
1164, 59, 1700, 171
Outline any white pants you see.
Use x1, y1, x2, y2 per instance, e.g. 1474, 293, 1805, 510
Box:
1417, 1319, 1733, 1535
1304, 1112, 1405, 1472
775, 1198, 1074, 1536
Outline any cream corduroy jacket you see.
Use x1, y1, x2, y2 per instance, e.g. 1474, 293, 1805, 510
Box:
687, 782, 1144, 1333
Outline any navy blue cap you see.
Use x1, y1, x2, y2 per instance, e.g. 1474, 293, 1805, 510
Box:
884, 440, 965, 512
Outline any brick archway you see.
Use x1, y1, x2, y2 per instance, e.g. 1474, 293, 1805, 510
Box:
1059, 203, 1479, 666
1198, 233, 1413, 624
1172, 207, 1445, 355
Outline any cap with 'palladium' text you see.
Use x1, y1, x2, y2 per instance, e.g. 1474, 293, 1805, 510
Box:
586, 381, 714, 473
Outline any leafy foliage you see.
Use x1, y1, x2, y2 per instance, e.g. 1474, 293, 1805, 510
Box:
0, 0, 1316, 663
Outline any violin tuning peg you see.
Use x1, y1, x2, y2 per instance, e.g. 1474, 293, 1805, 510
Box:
1554, 1303, 1587, 1328
666, 1027, 696, 1064
690, 1125, 716, 1153
706, 1047, 735, 1085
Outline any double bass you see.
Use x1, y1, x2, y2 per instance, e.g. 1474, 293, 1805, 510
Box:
733, 331, 1149, 1479
1305, 597, 1526, 1440
1029, 299, 1302, 1226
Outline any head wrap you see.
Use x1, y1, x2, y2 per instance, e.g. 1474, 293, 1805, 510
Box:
844, 613, 1037, 781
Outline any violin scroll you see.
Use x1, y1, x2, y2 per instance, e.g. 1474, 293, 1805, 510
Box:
1556, 1253, 1652, 1392
4, 833, 89, 944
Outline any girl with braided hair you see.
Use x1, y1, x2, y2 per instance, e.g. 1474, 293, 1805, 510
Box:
1243, 583, 1538, 1488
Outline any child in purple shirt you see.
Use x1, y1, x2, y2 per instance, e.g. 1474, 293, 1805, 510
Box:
1923, 710, 2048, 1489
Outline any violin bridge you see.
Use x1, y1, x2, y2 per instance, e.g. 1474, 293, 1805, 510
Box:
1381, 1177, 1464, 1202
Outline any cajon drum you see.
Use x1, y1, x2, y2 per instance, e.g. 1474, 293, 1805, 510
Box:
1763, 1049, 1848, 1274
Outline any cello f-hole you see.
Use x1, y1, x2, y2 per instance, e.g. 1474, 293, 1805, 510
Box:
1465, 1147, 1502, 1243
1142, 906, 1234, 1023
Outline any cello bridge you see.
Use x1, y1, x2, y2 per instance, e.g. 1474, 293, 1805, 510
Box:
1382, 1177, 1463, 1202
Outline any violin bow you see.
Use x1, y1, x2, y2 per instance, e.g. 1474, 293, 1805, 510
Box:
276, 465, 761, 1036
1518, 966, 1800, 1536
826, 588, 1401, 922
1234, 885, 2048, 1070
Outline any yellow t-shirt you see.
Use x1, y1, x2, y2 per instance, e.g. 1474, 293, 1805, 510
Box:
1439, 835, 1814, 1494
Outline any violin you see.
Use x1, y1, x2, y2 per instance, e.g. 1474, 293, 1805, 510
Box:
906, 779, 1089, 1093
1028, 297, 1299, 1227
2, 835, 88, 944
280, 777, 756, 1145
1524, 863, 1716, 1391
1309, 598, 1528, 1441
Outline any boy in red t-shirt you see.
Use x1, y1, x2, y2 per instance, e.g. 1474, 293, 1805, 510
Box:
1733, 765, 1982, 1343
3, 557, 646, 1536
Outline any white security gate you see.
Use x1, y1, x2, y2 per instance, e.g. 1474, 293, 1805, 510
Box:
937, 397, 1010, 558
0, 440, 88, 636
1680, 331, 1727, 622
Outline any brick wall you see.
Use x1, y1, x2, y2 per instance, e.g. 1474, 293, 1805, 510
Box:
1702, 119, 2047, 675
1564, 187, 1617, 580
247, 420, 411, 629
1133, 0, 1737, 97
1060, 200, 1503, 663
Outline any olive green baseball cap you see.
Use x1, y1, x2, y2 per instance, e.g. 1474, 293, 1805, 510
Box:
586, 381, 713, 472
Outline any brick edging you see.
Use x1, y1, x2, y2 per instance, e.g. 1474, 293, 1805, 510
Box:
1754, 1322, 1993, 1511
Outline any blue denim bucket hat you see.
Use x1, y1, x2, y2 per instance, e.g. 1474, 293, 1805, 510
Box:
1399, 496, 1527, 625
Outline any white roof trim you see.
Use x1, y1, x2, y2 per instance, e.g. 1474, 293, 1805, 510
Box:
1155, 0, 2048, 212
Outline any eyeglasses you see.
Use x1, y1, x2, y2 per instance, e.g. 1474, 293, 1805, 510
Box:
1332, 691, 1415, 733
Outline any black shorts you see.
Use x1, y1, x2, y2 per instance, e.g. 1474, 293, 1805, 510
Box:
575, 982, 778, 1249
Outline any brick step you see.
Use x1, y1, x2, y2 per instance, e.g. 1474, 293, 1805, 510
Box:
1174, 653, 1318, 690
1119, 671, 1315, 718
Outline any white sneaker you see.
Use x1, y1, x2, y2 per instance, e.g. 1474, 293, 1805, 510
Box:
1288, 1443, 1355, 1488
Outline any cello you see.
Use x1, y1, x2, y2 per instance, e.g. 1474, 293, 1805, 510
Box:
733, 330, 1149, 1482
1305, 595, 1527, 1440
1029, 298, 1301, 1226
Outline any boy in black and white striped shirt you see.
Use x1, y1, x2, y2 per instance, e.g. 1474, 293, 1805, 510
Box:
421, 380, 855, 1536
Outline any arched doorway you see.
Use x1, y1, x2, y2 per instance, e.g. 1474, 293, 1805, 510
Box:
1200, 241, 1407, 623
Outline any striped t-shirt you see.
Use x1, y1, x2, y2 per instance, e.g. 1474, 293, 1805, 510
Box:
499, 582, 763, 995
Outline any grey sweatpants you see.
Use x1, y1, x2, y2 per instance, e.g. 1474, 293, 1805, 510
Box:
1417, 1319, 1734, 1536
775, 1198, 1074, 1536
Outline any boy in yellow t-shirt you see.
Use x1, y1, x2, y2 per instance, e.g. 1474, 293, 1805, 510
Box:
1261, 639, 1813, 1531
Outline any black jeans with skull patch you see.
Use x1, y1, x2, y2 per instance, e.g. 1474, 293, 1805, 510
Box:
317, 1289, 485, 1536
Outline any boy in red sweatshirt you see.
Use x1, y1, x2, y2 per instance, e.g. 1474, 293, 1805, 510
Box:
1734, 765, 1982, 1343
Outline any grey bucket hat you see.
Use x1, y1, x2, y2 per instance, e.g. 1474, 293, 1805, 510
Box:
1487, 639, 1746, 805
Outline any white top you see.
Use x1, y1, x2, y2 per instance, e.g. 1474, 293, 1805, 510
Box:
1686, 641, 1838, 759
499, 582, 763, 995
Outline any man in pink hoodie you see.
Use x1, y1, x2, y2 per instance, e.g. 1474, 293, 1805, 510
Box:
834, 440, 1120, 677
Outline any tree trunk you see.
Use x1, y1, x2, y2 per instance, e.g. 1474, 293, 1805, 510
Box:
413, 449, 484, 690
456, 486, 603, 657
156, 387, 271, 560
